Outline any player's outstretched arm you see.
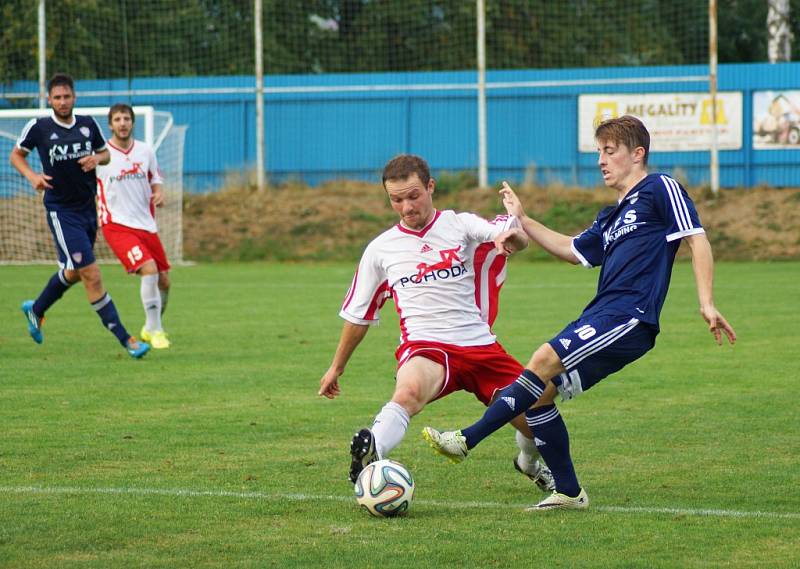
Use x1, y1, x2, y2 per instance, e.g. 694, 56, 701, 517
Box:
318, 321, 370, 399
499, 181, 527, 218
499, 181, 578, 264
685, 233, 737, 345
10, 147, 52, 191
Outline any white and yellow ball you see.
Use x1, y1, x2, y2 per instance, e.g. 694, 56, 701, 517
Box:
354, 459, 415, 517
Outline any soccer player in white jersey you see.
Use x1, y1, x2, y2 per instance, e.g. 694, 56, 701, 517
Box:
96, 104, 171, 349
318, 154, 554, 492
423, 116, 736, 511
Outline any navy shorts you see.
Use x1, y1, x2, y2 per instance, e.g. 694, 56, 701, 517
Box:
548, 312, 656, 400
46, 208, 97, 270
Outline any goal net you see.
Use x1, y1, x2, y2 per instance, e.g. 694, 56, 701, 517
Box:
0, 106, 185, 264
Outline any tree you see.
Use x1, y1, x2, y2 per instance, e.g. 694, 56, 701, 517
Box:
2, 0, 799, 87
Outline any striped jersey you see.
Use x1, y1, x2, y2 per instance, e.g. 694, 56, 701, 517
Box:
16, 112, 107, 211
571, 173, 705, 330
96, 139, 163, 233
340, 210, 519, 346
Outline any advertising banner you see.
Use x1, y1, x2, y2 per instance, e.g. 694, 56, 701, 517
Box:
753, 90, 800, 149
578, 92, 743, 152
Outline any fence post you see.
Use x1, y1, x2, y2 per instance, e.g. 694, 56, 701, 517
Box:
38, 0, 46, 108
709, 0, 719, 196
255, 0, 266, 191
476, 0, 488, 188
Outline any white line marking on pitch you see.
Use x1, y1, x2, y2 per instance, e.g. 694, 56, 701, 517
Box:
1, 485, 798, 520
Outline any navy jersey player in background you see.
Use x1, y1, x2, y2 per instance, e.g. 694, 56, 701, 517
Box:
422, 115, 736, 510
10, 73, 150, 358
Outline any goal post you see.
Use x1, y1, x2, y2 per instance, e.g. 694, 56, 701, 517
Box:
0, 106, 185, 265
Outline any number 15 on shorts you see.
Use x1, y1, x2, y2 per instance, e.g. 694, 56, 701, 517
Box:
127, 245, 143, 265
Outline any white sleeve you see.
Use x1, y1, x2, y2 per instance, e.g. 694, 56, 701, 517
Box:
458, 212, 519, 243
339, 243, 391, 326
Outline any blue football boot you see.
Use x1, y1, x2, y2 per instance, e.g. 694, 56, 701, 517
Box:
21, 300, 44, 344
126, 338, 151, 359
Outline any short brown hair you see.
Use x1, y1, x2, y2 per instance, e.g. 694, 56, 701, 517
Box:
382, 154, 431, 187
47, 73, 74, 94
108, 103, 135, 124
595, 115, 650, 165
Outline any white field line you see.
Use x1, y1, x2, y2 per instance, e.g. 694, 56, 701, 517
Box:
1, 485, 798, 521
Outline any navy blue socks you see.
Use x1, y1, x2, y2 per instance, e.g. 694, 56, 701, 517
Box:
33, 269, 75, 317
462, 369, 546, 449
526, 404, 580, 497
91, 293, 130, 346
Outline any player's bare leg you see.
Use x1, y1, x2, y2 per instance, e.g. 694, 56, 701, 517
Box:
350, 357, 444, 483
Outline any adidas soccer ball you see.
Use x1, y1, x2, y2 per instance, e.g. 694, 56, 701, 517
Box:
354, 459, 415, 517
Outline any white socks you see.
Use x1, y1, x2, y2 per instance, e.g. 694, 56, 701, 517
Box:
371, 401, 410, 459
140, 273, 162, 332
515, 428, 542, 471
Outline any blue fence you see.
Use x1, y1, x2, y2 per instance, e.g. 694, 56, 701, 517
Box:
3, 62, 799, 192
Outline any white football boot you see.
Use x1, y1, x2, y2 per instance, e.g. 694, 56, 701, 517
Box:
421, 427, 468, 463
525, 488, 589, 511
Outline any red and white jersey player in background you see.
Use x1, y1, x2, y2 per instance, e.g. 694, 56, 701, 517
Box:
96, 103, 171, 349
319, 153, 556, 494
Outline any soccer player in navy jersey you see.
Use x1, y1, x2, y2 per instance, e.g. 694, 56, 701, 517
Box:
10, 73, 150, 358
423, 115, 736, 510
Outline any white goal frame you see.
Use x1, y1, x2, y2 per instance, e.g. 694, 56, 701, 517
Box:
0, 106, 184, 265
0, 106, 157, 149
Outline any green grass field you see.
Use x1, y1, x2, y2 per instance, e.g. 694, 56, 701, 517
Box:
1, 261, 798, 568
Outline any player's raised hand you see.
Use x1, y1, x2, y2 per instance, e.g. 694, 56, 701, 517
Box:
499, 181, 526, 218
30, 173, 53, 191
318, 367, 343, 399
700, 304, 737, 345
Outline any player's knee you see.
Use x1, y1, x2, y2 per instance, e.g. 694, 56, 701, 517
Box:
78, 264, 103, 291
137, 261, 158, 276
63, 268, 80, 284
526, 343, 563, 382
159, 273, 171, 290
391, 386, 425, 416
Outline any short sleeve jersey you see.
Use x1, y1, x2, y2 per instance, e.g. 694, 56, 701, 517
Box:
96, 139, 164, 233
16, 113, 107, 211
340, 210, 518, 346
571, 173, 704, 329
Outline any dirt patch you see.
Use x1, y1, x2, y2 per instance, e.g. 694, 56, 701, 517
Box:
183, 182, 800, 262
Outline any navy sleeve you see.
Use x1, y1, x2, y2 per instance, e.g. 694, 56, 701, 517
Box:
653, 174, 704, 242
16, 118, 40, 152
571, 216, 604, 267
89, 117, 107, 151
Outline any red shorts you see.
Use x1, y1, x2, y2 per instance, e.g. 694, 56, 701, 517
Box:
394, 341, 523, 406
102, 222, 170, 273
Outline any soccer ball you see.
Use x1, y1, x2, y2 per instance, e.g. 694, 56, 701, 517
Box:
354, 459, 415, 517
